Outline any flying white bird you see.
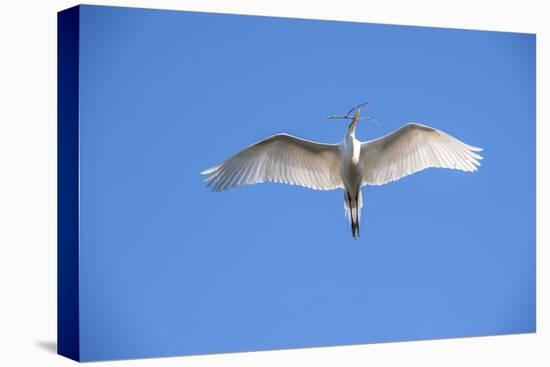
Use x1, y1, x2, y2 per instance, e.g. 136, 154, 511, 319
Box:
201, 104, 483, 239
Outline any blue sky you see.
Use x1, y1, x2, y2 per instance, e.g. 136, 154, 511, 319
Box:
77, 5, 535, 361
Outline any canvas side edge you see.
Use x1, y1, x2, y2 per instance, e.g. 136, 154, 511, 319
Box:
57, 5, 81, 362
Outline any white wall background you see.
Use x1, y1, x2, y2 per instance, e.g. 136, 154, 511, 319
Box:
0, 1, 546, 366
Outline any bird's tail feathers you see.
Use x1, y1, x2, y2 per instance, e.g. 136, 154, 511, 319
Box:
344, 190, 362, 240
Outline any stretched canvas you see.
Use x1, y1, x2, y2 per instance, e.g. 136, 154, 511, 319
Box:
58, 4, 536, 362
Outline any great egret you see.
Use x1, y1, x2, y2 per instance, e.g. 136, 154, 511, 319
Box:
201, 104, 483, 239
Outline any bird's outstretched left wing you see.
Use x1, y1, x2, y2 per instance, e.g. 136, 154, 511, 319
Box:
361, 123, 483, 186
202, 133, 343, 192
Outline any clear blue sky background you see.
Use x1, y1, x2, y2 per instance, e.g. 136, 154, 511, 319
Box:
77, 5, 535, 361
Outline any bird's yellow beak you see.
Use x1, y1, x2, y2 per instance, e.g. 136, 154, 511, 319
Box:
353, 108, 360, 123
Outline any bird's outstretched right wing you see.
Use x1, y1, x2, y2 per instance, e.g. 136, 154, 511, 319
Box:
202, 134, 343, 192
361, 123, 483, 186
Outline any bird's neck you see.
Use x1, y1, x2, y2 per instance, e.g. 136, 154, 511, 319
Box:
343, 128, 361, 164
346, 108, 360, 140
346, 124, 357, 141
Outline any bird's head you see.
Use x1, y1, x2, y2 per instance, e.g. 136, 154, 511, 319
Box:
326, 102, 381, 133
349, 107, 360, 128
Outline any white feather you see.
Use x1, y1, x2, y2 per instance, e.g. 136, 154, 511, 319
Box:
360, 123, 483, 186
201, 133, 343, 192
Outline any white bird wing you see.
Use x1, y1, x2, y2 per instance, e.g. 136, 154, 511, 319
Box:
361, 123, 483, 186
202, 133, 343, 192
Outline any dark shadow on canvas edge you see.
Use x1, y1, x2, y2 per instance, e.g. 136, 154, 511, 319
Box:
36, 340, 57, 354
